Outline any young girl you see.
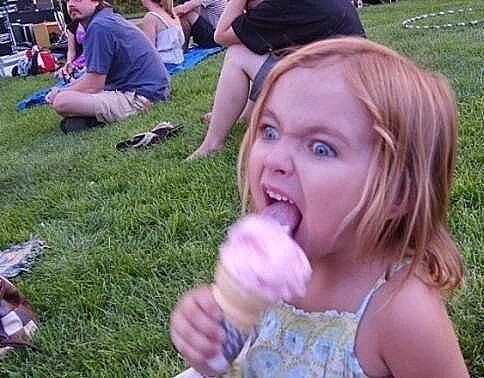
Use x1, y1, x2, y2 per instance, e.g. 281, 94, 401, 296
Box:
141, 0, 185, 65
170, 37, 469, 377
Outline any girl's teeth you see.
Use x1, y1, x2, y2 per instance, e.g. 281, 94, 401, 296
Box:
267, 190, 291, 203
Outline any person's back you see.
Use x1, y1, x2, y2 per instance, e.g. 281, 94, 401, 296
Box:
230, 0, 365, 55
153, 23, 184, 64
141, 0, 185, 65
85, 8, 169, 102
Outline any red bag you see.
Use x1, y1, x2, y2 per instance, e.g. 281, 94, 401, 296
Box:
37, 50, 58, 73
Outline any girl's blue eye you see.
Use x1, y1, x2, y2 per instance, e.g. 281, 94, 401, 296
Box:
311, 141, 336, 157
262, 125, 279, 140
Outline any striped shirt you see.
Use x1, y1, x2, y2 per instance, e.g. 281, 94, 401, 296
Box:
200, 0, 226, 28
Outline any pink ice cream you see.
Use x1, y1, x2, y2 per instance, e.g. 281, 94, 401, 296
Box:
218, 202, 312, 302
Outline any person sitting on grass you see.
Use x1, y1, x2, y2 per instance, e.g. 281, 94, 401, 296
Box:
174, 0, 226, 50
56, 0, 114, 82
46, 0, 170, 133
56, 22, 86, 82
188, 0, 365, 159
141, 0, 185, 66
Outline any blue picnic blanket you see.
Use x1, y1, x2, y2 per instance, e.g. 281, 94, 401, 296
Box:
17, 45, 224, 111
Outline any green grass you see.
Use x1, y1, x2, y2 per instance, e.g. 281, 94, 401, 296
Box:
0, 0, 483, 376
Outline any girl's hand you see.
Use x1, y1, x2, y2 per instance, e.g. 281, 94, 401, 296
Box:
61, 62, 73, 76
170, 284, 226, 376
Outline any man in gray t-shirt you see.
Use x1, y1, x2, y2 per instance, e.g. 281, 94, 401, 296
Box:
174, 0, 226, 49
46, 0, 169, 133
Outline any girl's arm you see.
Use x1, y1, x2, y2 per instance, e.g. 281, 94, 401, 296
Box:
57, 30, 77, 76
141, 14, 157, 46
170, 284, 226, 377
66, 30, 77, 64
377, 281, 469, 377
174, 0, 201, 15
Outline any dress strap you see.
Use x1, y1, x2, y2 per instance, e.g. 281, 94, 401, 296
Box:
355, 259, 411, 318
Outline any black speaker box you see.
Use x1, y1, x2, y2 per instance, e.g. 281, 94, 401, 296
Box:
0, 40, 13, 56
8, 8, 55, 24
0, 15, 8, 33
16, 0, 35, 11
11, 22, 35, 44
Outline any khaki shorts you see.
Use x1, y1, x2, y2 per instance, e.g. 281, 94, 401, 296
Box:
93, 91, 152, 124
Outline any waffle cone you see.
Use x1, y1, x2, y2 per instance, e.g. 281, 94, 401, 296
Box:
212, 264, 270, 333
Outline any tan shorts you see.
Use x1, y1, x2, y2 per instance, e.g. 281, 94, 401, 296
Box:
93, 91, 152, 124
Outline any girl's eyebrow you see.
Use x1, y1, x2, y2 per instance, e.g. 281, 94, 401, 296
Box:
260, 108, 278, 121
261, 107, 351, 147
303, 125, 351, 147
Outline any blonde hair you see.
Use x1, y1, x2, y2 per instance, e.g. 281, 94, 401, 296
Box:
157, 0, 175, 17
238, 37, 463, 293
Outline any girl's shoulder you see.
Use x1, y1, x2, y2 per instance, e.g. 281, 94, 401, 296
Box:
144, 10, 179, 26
362, 266, 448, 335
368, 270, 445, 333
359, 270, 468, 377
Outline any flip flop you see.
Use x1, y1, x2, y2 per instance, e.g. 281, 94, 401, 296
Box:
150, 121, 184, 137
116, 122, 184, 150
115, 132, 160, 149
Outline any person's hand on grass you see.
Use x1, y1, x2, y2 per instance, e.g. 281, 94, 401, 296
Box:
46, 87, 61, 105
170, 284, 225, 376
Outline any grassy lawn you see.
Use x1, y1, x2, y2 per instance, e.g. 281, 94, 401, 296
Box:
0, 0, 482, 376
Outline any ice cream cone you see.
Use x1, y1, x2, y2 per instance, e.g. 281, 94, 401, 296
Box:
212, 263, 269, 334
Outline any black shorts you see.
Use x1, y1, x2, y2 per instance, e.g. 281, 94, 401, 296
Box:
191, 16, 220, 48
249, 53, 280, 102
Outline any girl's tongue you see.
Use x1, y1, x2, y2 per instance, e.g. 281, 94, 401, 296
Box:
261, 201, 301, 236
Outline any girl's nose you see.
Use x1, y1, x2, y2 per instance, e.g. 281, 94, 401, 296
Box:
263, 143, 294, 176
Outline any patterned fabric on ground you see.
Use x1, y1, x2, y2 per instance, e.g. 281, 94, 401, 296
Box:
0, 276, 38, 355
0, 236, 44, 278
16, 46, 224, 111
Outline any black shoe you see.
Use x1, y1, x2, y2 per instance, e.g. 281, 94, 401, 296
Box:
59, 117, 103, 134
